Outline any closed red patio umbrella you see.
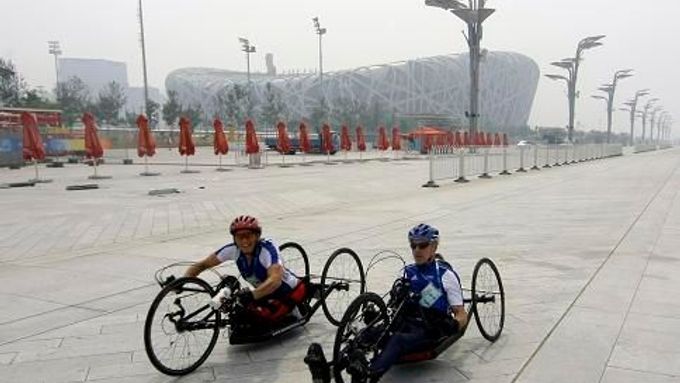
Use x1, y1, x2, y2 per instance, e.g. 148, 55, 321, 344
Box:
391, 127, 402, 151
83, 112, 104, 159
276, 121, 291, 154
244, 119, 259, 155
21, 112, 46, 182
213, 118, 229, 171
340, 125, 352, 151
137, 114, 156, 157
178, 116, 196, 156
82, 112, 108, 179
213, 118, 229, 155
377, 126, 389, 151
137, 114, 159, 176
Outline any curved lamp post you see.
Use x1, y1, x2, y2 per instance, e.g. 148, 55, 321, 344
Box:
546, 35, 605, 142
624, 89, 649, 145
595, 69, 633, 143
424, 0, 495, 138
641, 98, 659, 142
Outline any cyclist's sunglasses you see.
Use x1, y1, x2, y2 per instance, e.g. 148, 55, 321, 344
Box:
409, 242, 430, 250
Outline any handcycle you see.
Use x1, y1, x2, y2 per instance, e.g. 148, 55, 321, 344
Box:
305, 251, 505, 383
143, 243, 366, 376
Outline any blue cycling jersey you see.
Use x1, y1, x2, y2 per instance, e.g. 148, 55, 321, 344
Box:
404, 258, 462, 314
215, 238, 298, 298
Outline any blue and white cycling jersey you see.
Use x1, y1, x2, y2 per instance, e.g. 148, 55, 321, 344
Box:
404, 258, 463, 314
215, 238, 299, 297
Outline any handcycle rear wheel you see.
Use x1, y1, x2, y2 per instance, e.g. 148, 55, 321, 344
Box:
321, 247, 366, 326
333, 292, 389, 383
471, 258, 505, 342
144, 277, 220, 375
279, 241, 310, 280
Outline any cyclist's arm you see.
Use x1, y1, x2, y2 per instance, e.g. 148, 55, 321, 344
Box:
442, 269, 467, 328
252, 264, 283, 300
185, 253, 221, 278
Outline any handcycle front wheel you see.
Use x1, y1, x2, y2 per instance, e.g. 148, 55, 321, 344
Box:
471, 258, 505, 342
144, 277, 221, 375
332, 292, 389, 383
321, 247, 366, 326
279, 241, 310, 280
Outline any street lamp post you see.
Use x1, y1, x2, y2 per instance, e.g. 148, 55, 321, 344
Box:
238, 37, 256, 84
595, 70, 633, 143
138, 0, 150, 117
312, 17, 327, 90
424, 0, 495, 138
624, 89, 649, 146
546, 35, 605, 142
650, 106, 662, 143
48, 40, 62, 90
640, 98, 659, 142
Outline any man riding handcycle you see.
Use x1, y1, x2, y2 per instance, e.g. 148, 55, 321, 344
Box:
305, 223, 505, 383
144, 215, 366, 376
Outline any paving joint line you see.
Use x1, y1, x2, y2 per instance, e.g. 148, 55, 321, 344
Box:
511, 155, 680, 382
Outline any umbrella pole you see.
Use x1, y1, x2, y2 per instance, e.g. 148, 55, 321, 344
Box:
184, 156, 189, 172
93, 158, 99, 178
326, 151, 330, 163
33, 159, 39, 181
145, 156, 149, 173
219, 153, 223, 168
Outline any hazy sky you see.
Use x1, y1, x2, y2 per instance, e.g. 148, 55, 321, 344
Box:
2, 0, 677, 136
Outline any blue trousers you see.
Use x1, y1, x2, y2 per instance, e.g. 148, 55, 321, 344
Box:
369, 320, 436, 376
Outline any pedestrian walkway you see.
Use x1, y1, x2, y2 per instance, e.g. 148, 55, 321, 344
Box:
0, 148, 678, 382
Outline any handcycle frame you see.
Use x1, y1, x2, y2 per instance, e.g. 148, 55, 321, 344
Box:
306, 255, 505, 383
144, 243, 366, 376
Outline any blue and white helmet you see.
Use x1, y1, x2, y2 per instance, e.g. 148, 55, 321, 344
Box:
408, 223, 440, 243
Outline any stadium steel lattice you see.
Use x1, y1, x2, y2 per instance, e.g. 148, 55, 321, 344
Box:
166, 51, 539, 129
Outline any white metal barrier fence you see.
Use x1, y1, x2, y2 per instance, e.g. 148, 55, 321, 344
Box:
424, 144, 623, 187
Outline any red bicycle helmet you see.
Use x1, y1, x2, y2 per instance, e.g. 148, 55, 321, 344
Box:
229, 215, 261, 235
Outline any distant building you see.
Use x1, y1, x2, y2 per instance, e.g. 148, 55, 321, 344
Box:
125, 87, 164, 114
58, 58, 129, 98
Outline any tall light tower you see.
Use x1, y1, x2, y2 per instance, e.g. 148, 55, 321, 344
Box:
48, 40, 62, 90
138, 0, 150, 117
595, 69, 633, 143
424, 0, 495, 138
238, 37, 256, 84
312, 17, 327, 90
546, 35, 605, 142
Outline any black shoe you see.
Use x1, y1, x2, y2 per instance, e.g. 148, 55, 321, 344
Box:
304, 343, 331, 383
346, 350, 369, 383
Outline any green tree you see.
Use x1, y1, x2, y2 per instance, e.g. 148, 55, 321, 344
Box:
260, 82, 288, 130
56, 76, 90, 127
21, 88, 59, 109
162, 90, 182, 127
94, 81, 127, 124
184, 104, 204, 129
147, 99, 160, 128
310, 96, 330, 131
0, 58, 26, 107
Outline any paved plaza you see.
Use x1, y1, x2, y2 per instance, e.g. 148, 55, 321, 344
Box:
0, 147, 679, 383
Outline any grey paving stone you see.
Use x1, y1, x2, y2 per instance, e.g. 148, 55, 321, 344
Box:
601, 366, 680, 383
